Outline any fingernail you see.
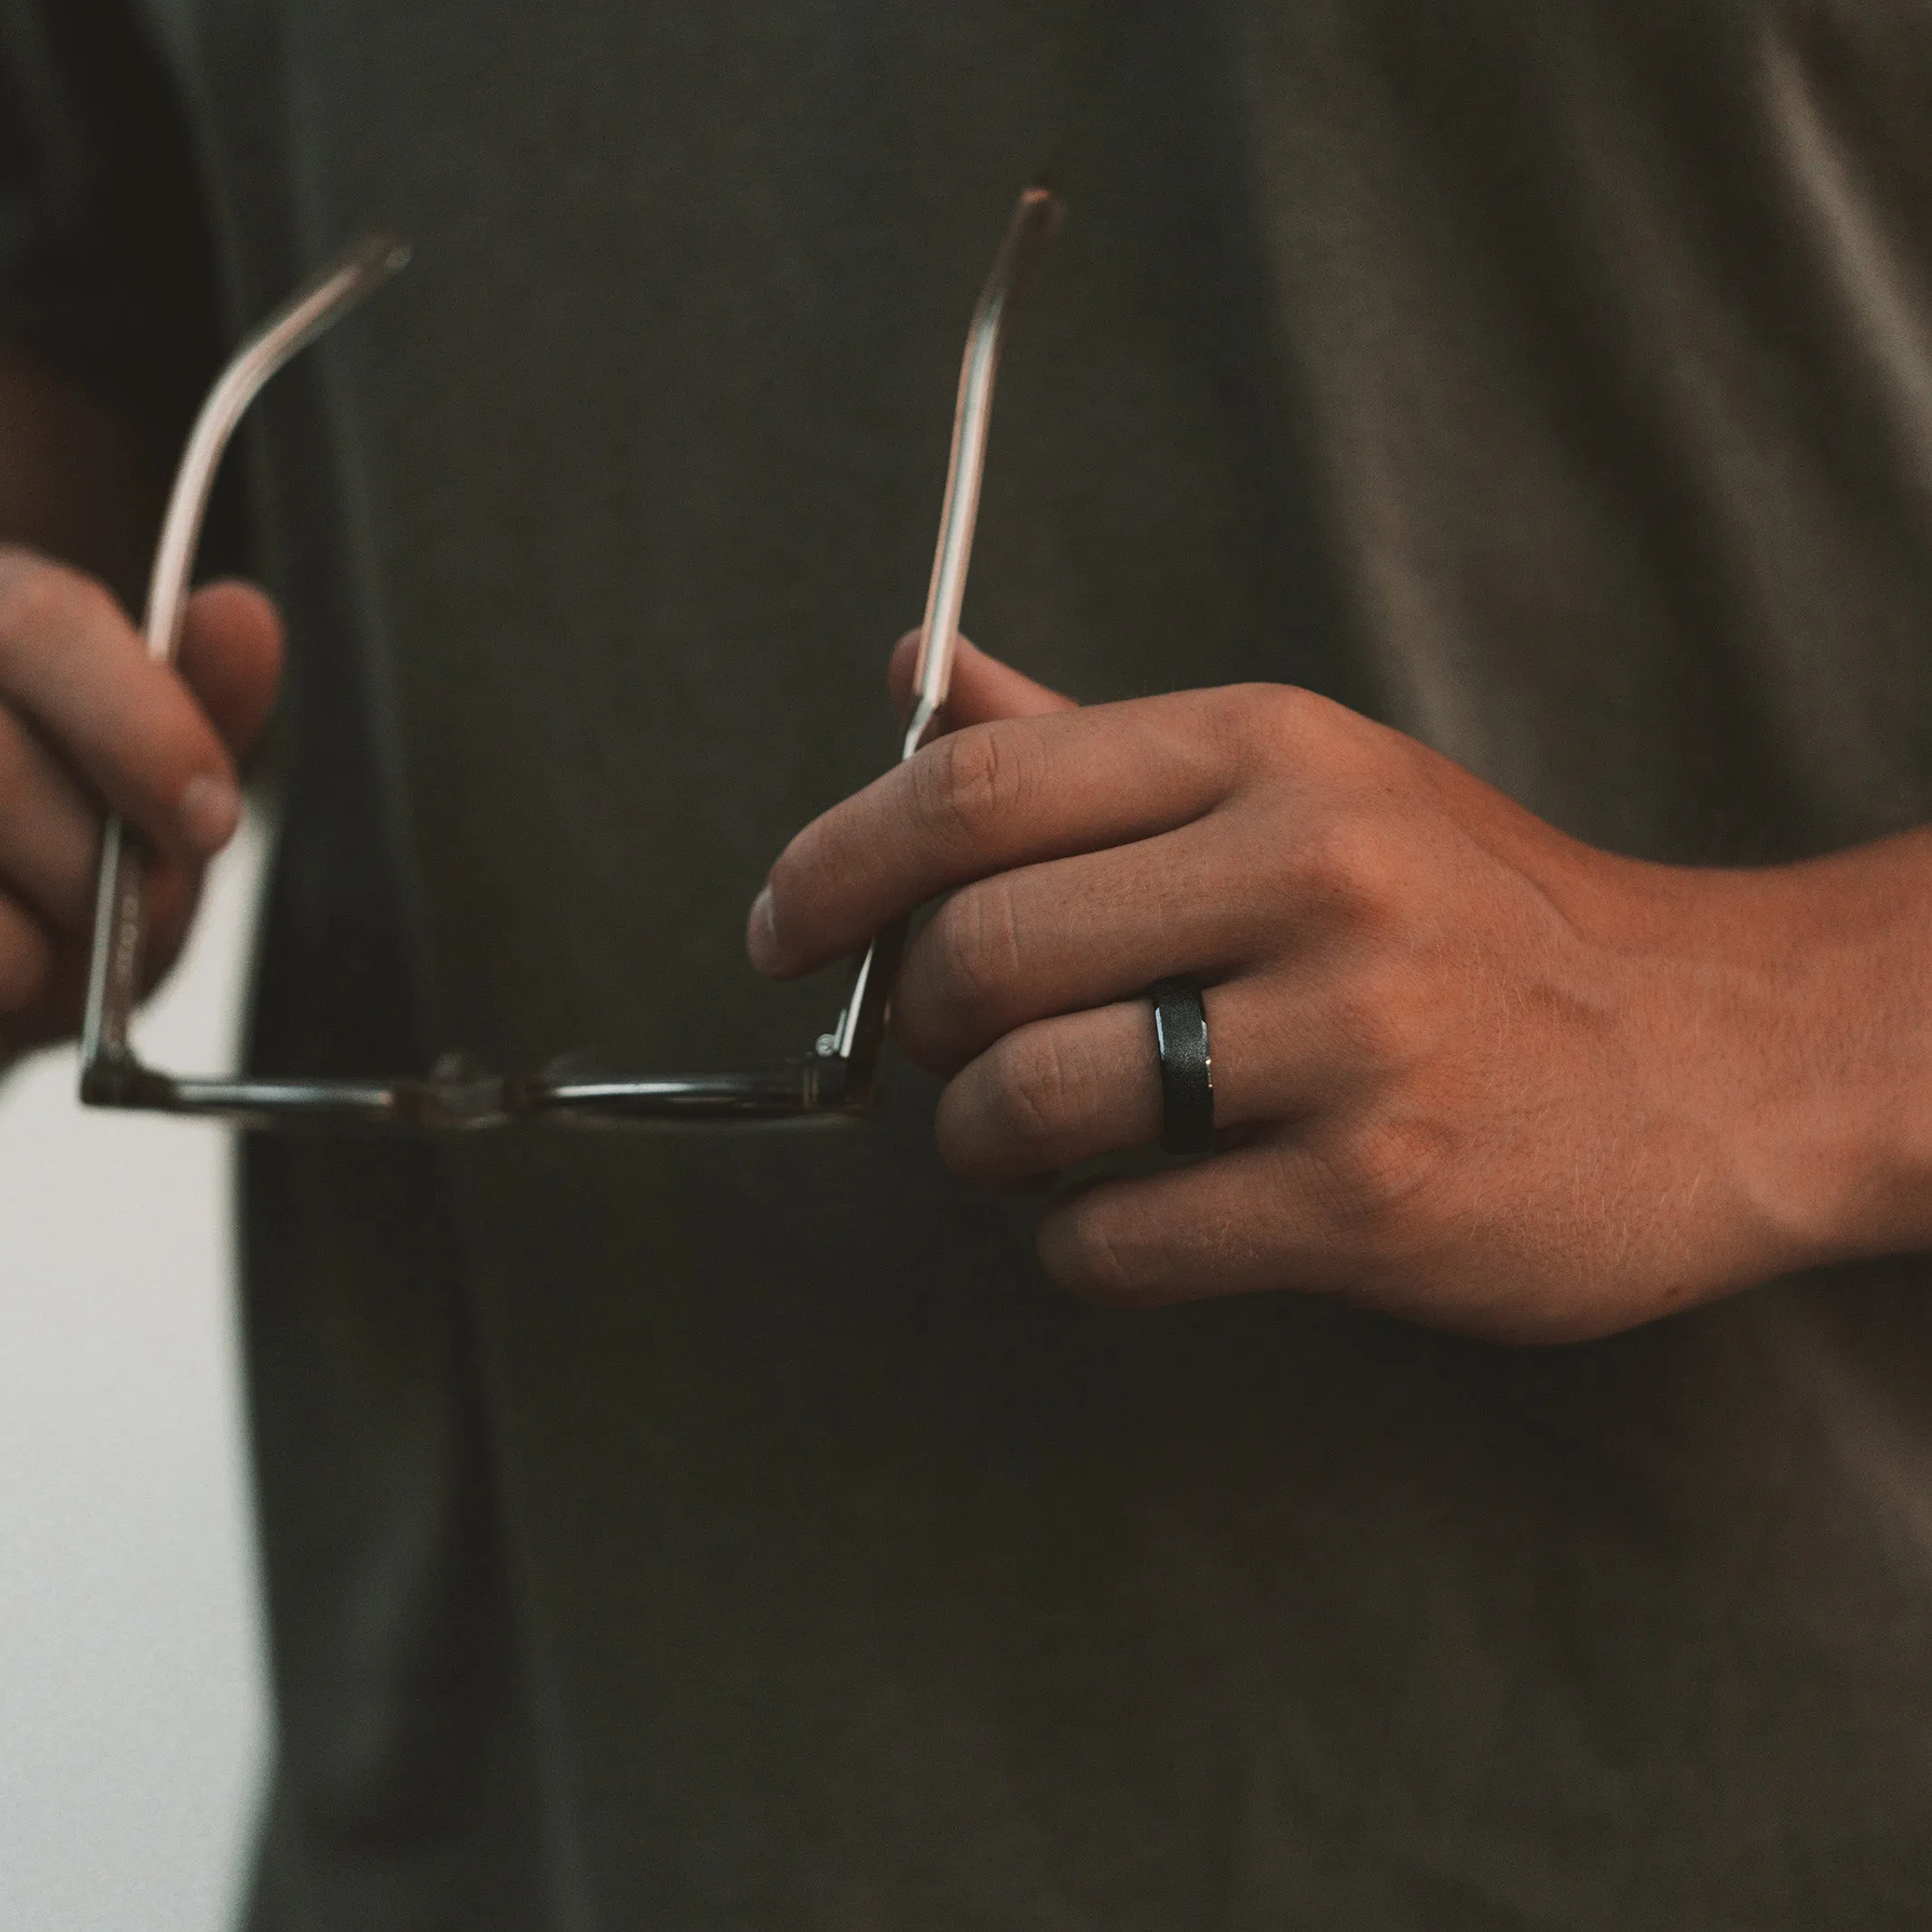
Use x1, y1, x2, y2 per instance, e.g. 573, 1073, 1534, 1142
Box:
179, 772, 242, 854
746, 885, 779, 972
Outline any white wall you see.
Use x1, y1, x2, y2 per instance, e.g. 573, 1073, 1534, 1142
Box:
0, 816, 270, 1932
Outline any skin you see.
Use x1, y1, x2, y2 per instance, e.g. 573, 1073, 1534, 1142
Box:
750, 632, 1932, 1343
12, 333, 1927, 1347
0, 344, 282, 1064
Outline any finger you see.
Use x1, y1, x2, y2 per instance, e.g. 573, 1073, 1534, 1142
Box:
886, 629, 1078, 727
893, 817, 1280, 1072
1038, 1137, 1363, 1308
0, 891, 54, 1019
134, 855, 202, 994
0, 708, 107, 933
754, 691, 1240, 976
936, 1000, 1164, 1186
0, 550, 242, 861
175, 581, 284, 759
936, 972, 1349, 1186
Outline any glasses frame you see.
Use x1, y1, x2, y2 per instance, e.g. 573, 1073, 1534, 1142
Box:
79, 188, 1060, 1131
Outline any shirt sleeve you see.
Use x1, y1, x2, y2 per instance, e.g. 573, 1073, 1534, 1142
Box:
0, 0, 221, 431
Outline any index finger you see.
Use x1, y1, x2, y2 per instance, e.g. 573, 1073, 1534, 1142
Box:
751, 690, 1240, 978
0, 552, 239, 858
886, 629, 1078, 727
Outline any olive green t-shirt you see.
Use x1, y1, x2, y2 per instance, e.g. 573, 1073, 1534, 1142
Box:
11, 3, 1932, 1926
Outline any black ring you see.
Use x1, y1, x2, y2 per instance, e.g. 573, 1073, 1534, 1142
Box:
1149, 978, 1215, 1157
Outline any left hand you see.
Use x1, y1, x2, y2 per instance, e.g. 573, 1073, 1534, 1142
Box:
749, 636, 1932, 1342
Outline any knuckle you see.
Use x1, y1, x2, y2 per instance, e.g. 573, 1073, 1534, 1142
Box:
1234, 681, 1400, 789
66, 570, 122, 636
1249, 678, 1317, 738
1308, 1115, 1448, 1241
926, 877, 1023, 1020
1284, 812, 1409, 928
935, 1026, 1083, 1185
984, 1025, 1075, 1147
0, 551, 114, 646
1044, 1194, 1144, 1304
1227, 680, 1320, 764
912, 723, 1032, 851
0, 554, 68, 652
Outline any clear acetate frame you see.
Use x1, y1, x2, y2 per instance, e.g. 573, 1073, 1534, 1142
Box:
79, 188, 1060, 1130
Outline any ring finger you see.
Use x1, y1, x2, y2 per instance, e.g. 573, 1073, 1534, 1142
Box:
935, 970, 1346, 1188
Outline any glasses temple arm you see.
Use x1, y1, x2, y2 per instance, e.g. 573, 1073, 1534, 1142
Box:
825, 183, 1060, 1099
900, 181, 1061, 761
80, 190, 1056, 1125
81, 233, 411, 1093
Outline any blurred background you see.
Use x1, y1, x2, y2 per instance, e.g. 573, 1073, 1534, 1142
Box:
0, 815, 270, 1932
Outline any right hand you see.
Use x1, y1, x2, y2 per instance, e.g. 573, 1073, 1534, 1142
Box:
0, 546, 283, 1062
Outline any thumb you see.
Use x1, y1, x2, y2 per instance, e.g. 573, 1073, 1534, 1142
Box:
886, 629, 1077, 729
174, 580, 285, 763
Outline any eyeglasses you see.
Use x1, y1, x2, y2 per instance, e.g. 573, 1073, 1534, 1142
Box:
80, 187, 1060, 1130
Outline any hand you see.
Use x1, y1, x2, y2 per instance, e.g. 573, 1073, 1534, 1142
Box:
0, 546, 282, 1061
750, 635, 1932, 1342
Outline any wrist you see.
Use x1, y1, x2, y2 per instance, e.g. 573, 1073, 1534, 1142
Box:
1670, 832, 1932, 1273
